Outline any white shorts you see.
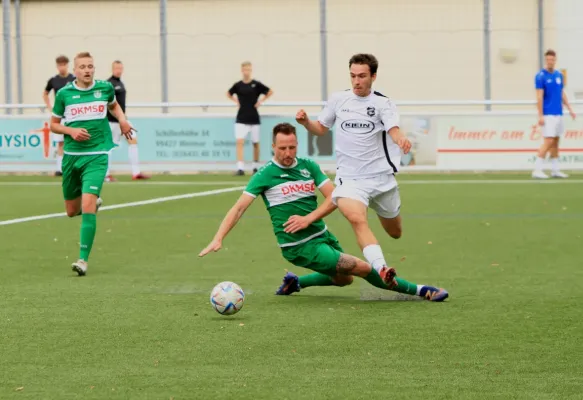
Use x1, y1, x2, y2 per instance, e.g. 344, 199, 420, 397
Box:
543, 115, 564, 138
332, 174, 401, 219
110, 122, 122, 145
52, 133, 64, 143
235, 123, 260, 143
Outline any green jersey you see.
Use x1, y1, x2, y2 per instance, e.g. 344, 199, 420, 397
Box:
52, 80, 116, 155
244, 157, 331, 247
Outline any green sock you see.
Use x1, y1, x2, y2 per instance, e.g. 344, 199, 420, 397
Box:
364, 270, 419, 296
364, 269, 390, 290
299, 273, 334, 288
392, 277, 419, 296
79, 213, 97, 261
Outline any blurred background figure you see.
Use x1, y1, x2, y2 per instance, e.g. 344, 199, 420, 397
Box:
105, 60, 149, 182
227, 61, 273, 176
42, 55, 75, 177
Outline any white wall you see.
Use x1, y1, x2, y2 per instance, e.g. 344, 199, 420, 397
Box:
555, 0, 583, 99
2, 0, 560, 111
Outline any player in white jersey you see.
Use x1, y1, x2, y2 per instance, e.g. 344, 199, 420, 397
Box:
296, 53, 411, 281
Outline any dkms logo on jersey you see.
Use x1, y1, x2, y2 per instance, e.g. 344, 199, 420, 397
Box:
0, 122, 52, 159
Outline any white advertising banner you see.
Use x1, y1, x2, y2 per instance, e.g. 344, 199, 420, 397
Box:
433, 114, 583, 170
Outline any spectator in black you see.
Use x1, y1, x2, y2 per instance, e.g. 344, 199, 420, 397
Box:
227, 61, 273, 175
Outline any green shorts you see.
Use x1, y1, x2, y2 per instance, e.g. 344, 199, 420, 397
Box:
281, 230, 345, 276
61, 154, 108, 201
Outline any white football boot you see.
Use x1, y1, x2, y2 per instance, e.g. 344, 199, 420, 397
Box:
71, 259, 88, 276
551, 171, 569, 179
532, 170, 549, 179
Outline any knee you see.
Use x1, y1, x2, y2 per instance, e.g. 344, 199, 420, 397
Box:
66, 209, 78, 218
81, 196, 98, 214
332, 275, 354, 286
389, 227, 402, 239
343, 211, 368, 226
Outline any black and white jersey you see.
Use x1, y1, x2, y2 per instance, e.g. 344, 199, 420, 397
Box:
318, 90, 401, 179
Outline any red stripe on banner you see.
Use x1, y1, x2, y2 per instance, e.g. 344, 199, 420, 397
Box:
437, 148, 583, 153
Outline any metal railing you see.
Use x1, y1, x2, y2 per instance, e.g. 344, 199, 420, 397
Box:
2, 99, 583, 111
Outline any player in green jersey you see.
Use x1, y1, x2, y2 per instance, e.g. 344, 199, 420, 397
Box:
50, 52, 134, 276
199, 123, 448, 301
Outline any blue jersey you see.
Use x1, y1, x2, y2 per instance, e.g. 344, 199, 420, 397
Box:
535, 69, 564, 115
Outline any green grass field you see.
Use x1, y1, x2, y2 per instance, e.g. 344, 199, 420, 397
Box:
1, 173, 583, 399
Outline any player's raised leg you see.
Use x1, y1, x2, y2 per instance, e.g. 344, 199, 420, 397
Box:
370, 184, 403, 239
335, 195, 395, 282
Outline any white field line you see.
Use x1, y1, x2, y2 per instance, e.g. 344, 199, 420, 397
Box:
0, 186, 245, 226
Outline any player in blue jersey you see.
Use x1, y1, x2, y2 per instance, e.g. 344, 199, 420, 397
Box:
532, 49, 576, 179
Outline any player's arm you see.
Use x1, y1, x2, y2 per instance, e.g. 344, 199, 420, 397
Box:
107, 87, 135, 139
283, 181, 336, 234
255, 82, 273, 107
381, 100, 411, 154
226, 84, 239, 106
562, 90, 576, 119
535, 73, 545, 125
198, 193, 255, 257
42, 79, 53, 111
49, 91, 90, 141
50, 116, 90, 141
296, 94, 338, 136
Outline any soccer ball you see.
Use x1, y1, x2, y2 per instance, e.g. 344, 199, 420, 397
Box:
210, 281, 245, 315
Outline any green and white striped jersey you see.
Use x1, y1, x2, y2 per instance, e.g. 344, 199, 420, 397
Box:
52, 80, 116, 155
244, 157, 331, 247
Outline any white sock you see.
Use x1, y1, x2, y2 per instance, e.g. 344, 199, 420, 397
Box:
534, 156, 544, 171
128, 144, 140, 176
416, 285, 424, 296
237, 161, 244, 171
362, 244, 387, 274
56, 155, 63, 172
252, 161, 260, 170
551, 157, 559, 173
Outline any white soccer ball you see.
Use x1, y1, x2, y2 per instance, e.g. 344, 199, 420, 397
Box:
210, 281, 245, 315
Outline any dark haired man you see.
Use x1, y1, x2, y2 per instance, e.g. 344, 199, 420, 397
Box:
296, 53, 412, 288
43, 55, 75, 176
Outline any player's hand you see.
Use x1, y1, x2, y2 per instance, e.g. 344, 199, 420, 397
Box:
295, 109, 309, 126
198, 239, 222, 257
283, 215, 311, 234
120, 120, 136, 140
538, 116, 545, 126
69, 128, 90, 141
570, 110, 576, 120
396, 136, 412, 154
254, 100, 262, 108
389, 131, 412, 154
